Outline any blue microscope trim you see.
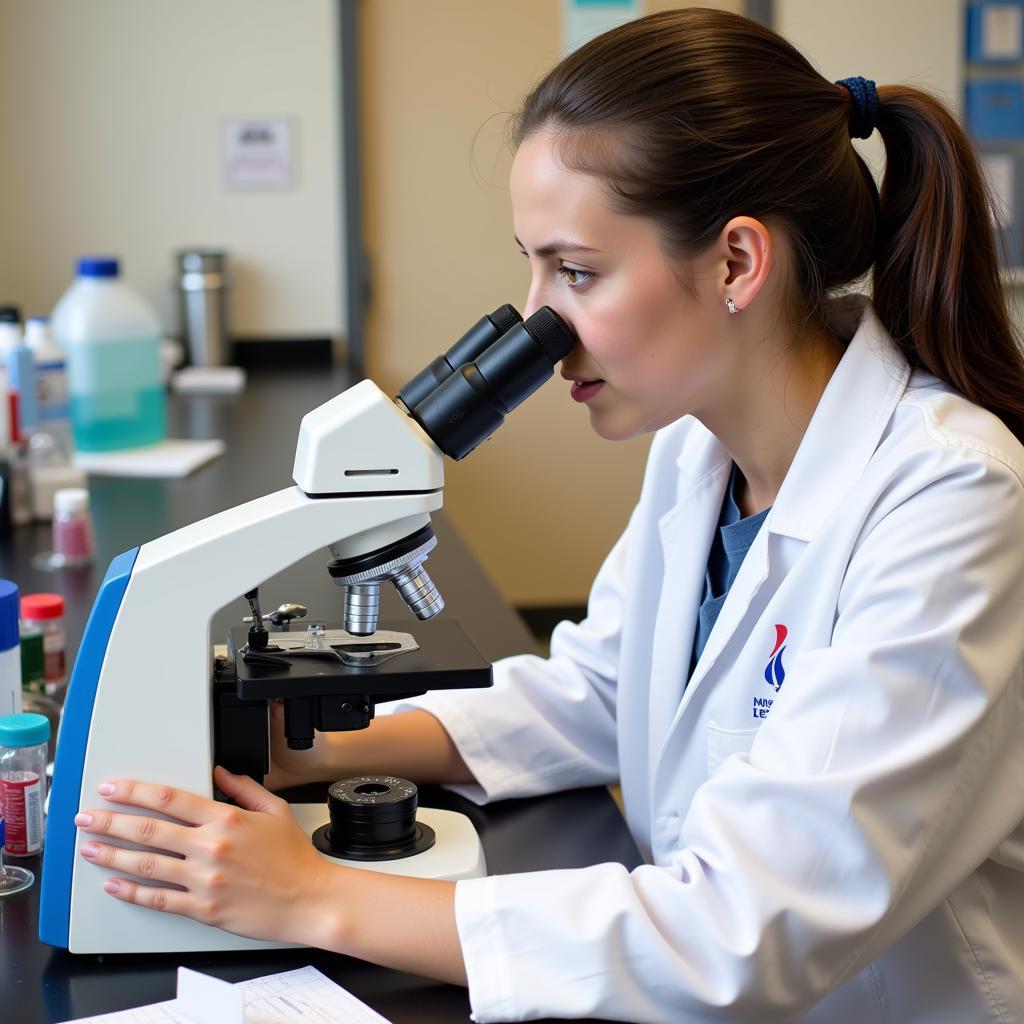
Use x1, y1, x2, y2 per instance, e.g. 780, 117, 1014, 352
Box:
39, 547, 139, 949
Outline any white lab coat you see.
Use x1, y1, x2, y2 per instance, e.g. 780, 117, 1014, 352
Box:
399, 296, 1024, 1022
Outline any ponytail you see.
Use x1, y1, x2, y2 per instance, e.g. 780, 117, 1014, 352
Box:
873, 87, 1024, 443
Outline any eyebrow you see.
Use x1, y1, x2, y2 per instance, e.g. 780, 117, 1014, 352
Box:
514, 236, 598, 258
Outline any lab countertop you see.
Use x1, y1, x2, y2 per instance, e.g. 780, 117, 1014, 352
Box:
0, 365, 642, 1024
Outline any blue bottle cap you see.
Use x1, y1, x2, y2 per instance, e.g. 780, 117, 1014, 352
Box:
0, 712, 51, 747
0, 580, 19, 652
77, 256, 120, 278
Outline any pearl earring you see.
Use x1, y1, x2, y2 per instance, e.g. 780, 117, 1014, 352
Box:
725, 298, 738, 315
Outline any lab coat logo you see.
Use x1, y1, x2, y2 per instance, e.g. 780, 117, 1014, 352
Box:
764, 624, 788, 692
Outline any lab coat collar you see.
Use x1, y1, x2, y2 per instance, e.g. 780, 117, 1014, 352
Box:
756, 295, 909, 543
653, 298, 910, 773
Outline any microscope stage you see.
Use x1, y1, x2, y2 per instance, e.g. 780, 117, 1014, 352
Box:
230, 618, 492, 700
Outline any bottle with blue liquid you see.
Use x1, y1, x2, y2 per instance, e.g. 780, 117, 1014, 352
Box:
51, 257, 166, 451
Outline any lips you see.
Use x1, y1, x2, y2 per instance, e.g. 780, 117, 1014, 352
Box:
569, 379, 605, 403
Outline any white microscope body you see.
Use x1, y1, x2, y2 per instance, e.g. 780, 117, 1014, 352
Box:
41, 381, 484, 954
41, 303, 575, 954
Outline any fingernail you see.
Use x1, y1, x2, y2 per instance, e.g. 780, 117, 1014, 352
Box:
75, 813, 94, 827
98, 782, 116, 796
103, 880, 121, 895
80, 842, 99, 858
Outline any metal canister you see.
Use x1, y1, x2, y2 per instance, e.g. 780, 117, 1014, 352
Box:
176, 249, 231, 366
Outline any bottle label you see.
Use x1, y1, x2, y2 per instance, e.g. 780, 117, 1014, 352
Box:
0, 772, 43, 855
37, 365, 71, 422
41, 629, 66, 686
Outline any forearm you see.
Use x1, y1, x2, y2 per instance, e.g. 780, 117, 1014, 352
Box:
314, 709, 476, 786
311, 866, 467, 986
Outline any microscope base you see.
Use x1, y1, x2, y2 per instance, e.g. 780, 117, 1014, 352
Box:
291, 803, 487, 880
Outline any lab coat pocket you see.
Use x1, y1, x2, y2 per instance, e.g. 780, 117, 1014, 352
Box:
706, 722, 759, 778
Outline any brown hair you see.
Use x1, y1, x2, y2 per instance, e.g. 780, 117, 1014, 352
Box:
512, 8, 1024, 442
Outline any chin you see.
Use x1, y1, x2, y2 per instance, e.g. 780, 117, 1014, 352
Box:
588, 410, 644, 442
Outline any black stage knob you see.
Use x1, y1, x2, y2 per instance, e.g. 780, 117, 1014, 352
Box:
312, 775, 436, 861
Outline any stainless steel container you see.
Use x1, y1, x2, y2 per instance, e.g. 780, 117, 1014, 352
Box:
176, 249, 230, 366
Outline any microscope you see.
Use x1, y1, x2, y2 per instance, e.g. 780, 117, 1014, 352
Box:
39, 304, 575, 954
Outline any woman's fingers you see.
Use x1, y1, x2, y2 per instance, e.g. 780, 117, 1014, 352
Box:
100, 877, 203, 920
79, 839, 187, 887
212, 765, 286, 815
90, 779, 225, 826
74, 807, 193, 855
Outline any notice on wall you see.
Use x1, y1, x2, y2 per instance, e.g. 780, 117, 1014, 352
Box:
563, 0, 643, 56
981, 3, 1024, 61
223, 117, 295, 190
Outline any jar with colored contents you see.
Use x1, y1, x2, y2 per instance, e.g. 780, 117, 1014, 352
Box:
20, 594, 66, 700
0, 712, 50, 857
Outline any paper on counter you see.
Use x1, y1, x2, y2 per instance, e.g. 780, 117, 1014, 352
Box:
74, 438, 225, 478
177, 967, 245, 1023
171, 366, 247, 394
57, 965, 393, 1024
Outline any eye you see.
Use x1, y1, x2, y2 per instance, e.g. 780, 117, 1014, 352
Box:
557, 265, 593, 289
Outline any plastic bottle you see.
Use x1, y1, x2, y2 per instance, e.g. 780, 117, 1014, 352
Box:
5, 325, 36, 526
0, 306, 21, 459
7, 332, 38, 443
51, 487, 95, 567
0, 580, 21, 717
51, 256, 166, 451
24, 318, 72, 458
0, 712, 50, 857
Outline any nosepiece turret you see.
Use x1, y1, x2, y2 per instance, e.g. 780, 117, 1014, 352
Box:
328, 523, 443, 636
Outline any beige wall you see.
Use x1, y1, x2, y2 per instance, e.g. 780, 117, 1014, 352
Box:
361, 0, 741, 608
776, 0, 1024, 335
776, 0, 962, 182
0, 0, 343, 340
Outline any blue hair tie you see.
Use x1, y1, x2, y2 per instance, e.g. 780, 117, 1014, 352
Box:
836, 76, 878, 139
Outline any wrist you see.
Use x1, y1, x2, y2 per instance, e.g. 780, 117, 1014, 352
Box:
293, 862, 354, 952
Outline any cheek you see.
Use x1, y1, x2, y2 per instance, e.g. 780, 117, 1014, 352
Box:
593, 290, 693, 373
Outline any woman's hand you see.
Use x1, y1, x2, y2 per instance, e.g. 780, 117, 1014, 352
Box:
74, 766, 336, 945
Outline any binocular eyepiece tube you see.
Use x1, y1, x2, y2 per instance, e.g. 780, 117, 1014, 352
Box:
398, 303, 524, 413
406, 305, 577, 461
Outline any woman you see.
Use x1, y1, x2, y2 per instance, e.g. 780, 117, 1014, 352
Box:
75, 9, 1024, 1021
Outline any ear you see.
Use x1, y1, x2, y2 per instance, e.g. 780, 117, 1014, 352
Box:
718, 216, 772, 313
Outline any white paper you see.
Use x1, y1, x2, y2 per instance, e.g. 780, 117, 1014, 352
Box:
177, 967, 245, 1024
982, 5, 1023, 60
58, 965, 393, 1024
982, 152, 1015, 228
171, 366, 247, 395
74, 438, 226, 478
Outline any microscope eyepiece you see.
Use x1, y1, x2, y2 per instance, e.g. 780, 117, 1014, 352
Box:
410, 306, 577, 461
397, 303, 523, 412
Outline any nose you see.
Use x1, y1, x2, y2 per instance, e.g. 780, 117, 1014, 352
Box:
522, 280, 545, 321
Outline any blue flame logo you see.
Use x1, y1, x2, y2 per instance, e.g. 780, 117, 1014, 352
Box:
764, 624, 788, 692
